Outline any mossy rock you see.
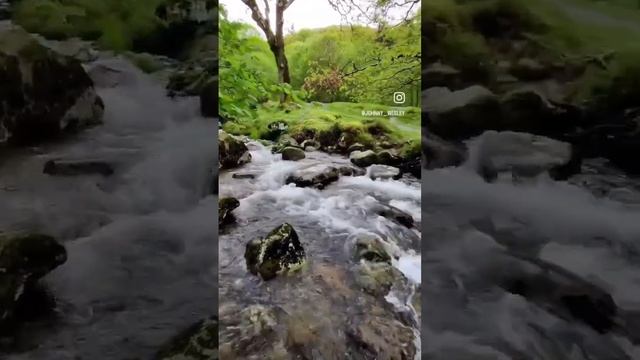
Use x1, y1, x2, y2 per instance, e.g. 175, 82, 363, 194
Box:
0, 27, 104, 145
218, 197, 239, 228
245, 223, 306, 281
218, 130, 250, 170
156, 317, 218, 360
0, 233, 66, 328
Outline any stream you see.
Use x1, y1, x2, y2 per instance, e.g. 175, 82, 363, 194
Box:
0, 56, 217, 359
218, 142, 422, 358
422, 146, 640, 359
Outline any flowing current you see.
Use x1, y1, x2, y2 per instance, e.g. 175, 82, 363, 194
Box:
0, 57, 217, 359
422, 155, 640, 359
218, 142, 422, 356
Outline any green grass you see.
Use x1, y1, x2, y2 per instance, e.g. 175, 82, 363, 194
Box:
222, 101, 421, 154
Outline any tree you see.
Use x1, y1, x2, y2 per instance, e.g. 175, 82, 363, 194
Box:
240, 0, 295, 92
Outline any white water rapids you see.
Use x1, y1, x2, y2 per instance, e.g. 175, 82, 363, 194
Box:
422, 154, 640, 359
0, 57, 217, 359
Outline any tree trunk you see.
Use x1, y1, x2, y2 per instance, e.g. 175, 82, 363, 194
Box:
241, 0, 294, 102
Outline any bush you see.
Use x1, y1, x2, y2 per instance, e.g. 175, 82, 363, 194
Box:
585, 49, 640, 111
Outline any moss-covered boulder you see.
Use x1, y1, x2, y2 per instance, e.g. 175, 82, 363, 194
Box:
218, 197, 239, 228
354, 261, 402, 297
350, 150, 378, 168
0, 27, 104, 145
245, 223, 306, 281
156, 317, 218, 360
0, 233, 66, 328
218, 130, 250, 170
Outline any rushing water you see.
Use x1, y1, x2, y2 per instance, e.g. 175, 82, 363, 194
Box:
0, 57, 217, 359
422, 148, 640, 359
219, 142, 422, 357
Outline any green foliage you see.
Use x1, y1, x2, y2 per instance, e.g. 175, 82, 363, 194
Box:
13, 0, 165, 50
218, 8, 278, 121
581, 49, 640, 111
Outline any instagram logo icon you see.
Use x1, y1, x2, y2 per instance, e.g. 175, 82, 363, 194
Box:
393, 92, 406, 104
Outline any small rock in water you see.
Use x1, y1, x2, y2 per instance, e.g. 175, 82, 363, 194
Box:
300, 139, 320, 150
245, 223, 306, 281
376, 150, 402, 166
232, 173, 255, 179
339, 166, 366, 177
368, 164, 400, 180
281, 146, 305, 161
350, 150, 378, 167
286, 165, 339, 190
219, 197, 240, 228
347, 143, 365, 153
43, 159, 115, 177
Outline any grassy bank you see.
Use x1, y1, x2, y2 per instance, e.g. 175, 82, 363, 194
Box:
425, 0, 640, 110
223, 101, 421, 156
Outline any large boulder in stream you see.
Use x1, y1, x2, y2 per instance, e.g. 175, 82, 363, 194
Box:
422, 131, 467, 169
0, 233, 66, 329
0, 27, 104, 145
346, 311, 417, 360
285, 164, 340, 190
219, 130, 250, 170
245, 223, 306, 281
471, 130, 580, 181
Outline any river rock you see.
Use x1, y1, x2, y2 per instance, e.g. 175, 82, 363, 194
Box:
354, 261, 401, 296
424, 62, 461, 89
346, 312, 416, 360
281, 146, 305, 161
424, 85, 501, 140
500, 87, 556, 134
0, 233, 67, 329
368, 164, 400, 180
219, 304, 279, 358
339, 166, 366, 177
354, 234, 391, 264
199, 77, 217, 118
376, 150, 402, 166
422, 131, 467, 169
286, 165, 339, 190
271, 134, 298, 153
501, 253, 619, 335
156, 316, 218, 360
43, 159, 114, 177
219, 130, 250, 170
509, 58, 549, 81
218, 197, 239, 228
350, 150, 378, 167
376, 204, 414, 228
0, 27, 104, 145
300, 139, 320, 151
347, 143, 365, 153
471, 130, 578, 182
245, 223, 306, 281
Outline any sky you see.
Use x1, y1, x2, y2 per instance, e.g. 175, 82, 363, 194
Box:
220, 0, 419, 34
221, 0, 348, 32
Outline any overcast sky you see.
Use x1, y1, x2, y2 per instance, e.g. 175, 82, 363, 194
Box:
221, 0, 419, 34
